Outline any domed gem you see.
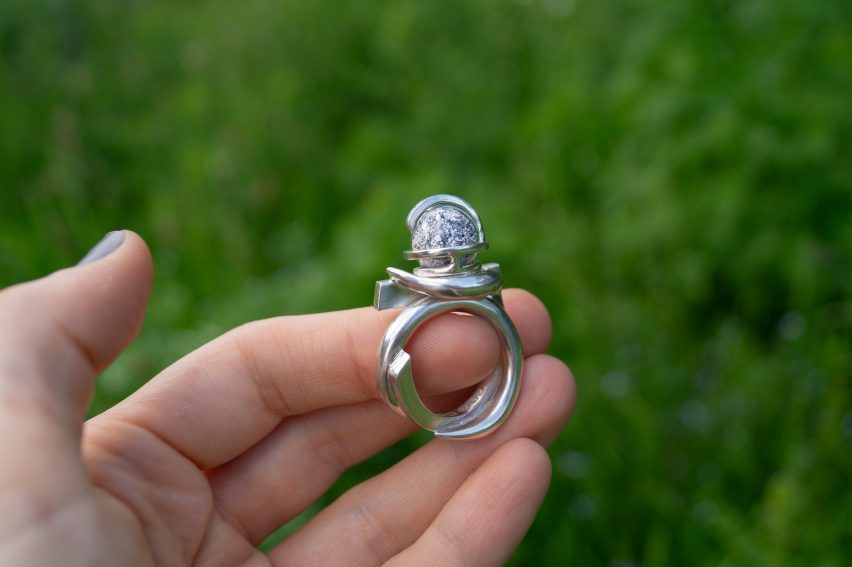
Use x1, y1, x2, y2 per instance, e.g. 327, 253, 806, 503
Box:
411, 206, 479, 268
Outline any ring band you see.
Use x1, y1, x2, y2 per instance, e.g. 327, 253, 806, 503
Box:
373, 195, 523, 439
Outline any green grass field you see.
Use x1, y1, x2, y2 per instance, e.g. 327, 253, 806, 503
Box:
2, 0, 851, 564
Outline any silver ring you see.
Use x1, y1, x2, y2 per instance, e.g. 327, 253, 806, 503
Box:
373, 195, 523, 439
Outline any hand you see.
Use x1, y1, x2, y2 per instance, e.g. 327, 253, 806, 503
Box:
0, 231, 576, 566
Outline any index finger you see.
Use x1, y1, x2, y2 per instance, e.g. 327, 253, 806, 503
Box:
93, 289, 552, 469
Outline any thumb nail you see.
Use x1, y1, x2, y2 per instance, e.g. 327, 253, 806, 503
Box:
77, 231, 126, 266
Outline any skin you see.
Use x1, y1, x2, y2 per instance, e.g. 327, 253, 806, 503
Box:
0, 231, 576, 566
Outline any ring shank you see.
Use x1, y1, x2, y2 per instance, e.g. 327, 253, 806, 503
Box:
376, 296, 523, 439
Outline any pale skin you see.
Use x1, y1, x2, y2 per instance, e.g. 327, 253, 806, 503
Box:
0, 231, 576, 566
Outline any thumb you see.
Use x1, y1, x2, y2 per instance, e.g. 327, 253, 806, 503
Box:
0, 230, 153, 426
0, 230, 152, 542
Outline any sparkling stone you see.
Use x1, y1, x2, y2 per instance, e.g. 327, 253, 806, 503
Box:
411, 206, 479, 268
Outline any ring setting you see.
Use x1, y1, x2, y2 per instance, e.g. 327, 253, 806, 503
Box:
373, 195, 523, 439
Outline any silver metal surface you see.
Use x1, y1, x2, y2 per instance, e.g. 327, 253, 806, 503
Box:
374, 195, 523, 439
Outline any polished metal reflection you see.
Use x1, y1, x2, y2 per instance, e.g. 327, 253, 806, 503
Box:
374, 195, 523, 439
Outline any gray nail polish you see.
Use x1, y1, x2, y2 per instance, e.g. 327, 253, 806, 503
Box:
77, 231, 125, 266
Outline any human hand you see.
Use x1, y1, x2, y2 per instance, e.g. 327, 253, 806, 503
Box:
0, 231, 576, 566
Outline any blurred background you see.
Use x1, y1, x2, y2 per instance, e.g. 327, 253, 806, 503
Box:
1, 0, 851, 564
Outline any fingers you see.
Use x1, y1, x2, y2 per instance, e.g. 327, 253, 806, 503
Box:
385, 438, 551, 567
208, 352, 552, 544
0, 231, 152, 536
97, 289, 551, 469
208, 400, 416, 544
267, 354, 575, 566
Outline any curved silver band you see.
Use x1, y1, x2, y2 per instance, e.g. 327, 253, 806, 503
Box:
374, 269, 523, 439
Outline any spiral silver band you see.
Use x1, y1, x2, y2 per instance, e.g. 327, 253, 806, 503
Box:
373, 195, 523, 439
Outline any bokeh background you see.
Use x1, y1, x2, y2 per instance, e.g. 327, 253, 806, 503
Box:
2, 0, 851, 564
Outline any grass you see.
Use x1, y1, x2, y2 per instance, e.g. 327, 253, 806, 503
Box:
1, 0, 851, 564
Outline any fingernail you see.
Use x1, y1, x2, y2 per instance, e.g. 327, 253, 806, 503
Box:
77, 231, 126, 266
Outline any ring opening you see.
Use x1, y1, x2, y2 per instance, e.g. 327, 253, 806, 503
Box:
405, 312, 501, 414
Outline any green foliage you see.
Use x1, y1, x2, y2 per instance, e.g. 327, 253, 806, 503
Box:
2, 0, 850, 564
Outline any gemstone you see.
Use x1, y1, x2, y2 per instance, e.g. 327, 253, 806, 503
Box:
411, 206, 479, 268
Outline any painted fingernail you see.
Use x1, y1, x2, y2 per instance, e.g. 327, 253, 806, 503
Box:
77, 231, 125, 266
